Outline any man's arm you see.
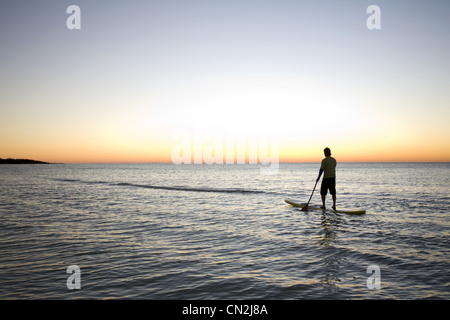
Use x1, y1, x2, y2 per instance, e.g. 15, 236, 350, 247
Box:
316, 168, 324, 182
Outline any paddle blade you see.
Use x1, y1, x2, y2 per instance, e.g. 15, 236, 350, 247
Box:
301, 205, 309, 211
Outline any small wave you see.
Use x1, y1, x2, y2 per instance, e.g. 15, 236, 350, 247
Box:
116, 182, 266, 194
55, 178, 269, 195
59, 178, 80, 182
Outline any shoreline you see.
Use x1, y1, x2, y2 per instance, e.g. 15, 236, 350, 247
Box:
0, 158, 50, 164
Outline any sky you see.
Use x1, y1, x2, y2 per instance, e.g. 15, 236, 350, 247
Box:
1, 0, 449, 163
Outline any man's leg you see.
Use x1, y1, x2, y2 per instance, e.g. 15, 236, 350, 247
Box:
320, 180, 327, 209
330, 178, 336, 210
321, 195, 326, 209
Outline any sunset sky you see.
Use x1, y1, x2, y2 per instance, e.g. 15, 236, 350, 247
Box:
1, 0, 449, 163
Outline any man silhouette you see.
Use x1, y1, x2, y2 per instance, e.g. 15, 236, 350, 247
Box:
316, 147, 337, 210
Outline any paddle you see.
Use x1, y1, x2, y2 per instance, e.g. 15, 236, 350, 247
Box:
301, 179, 319, 211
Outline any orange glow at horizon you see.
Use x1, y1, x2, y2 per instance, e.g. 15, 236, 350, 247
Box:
3, 138, 449, 163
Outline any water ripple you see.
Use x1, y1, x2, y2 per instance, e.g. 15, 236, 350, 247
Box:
1, 163, 449, 299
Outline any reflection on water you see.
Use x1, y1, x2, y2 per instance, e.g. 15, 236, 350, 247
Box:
316, 212, 345, 297
318, 213, 341, 247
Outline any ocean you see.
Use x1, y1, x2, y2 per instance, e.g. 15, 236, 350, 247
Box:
0, 162, 449, 299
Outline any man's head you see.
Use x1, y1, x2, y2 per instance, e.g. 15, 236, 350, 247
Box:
324, 147, 331, 157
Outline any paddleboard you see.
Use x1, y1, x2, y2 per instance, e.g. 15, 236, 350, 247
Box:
285, 198, 366, 215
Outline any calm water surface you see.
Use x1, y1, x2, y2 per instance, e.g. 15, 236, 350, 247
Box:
0, 163, 449, 299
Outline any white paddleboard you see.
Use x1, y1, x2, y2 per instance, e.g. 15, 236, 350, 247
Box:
285, 198, 366, 215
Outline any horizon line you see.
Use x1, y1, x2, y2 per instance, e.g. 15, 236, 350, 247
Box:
17, 161, 450, 164
2, 158, 449, 164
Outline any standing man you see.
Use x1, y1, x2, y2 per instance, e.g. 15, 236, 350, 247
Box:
316, 147, 337, 210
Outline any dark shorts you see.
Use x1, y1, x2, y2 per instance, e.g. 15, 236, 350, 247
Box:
321, 177, 336, 196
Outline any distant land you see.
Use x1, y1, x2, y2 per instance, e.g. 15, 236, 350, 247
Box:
0, 158, 50, 164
